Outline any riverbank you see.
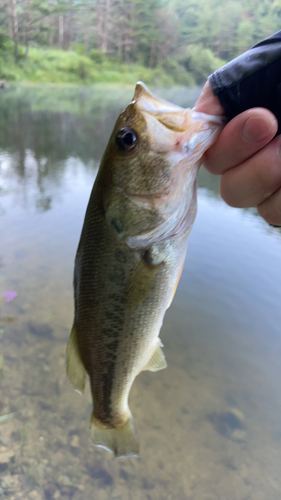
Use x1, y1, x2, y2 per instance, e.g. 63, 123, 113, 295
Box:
0, 34, 228, 87
0, 45, 197, 87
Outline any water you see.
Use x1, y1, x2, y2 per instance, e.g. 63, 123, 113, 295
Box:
0, 85, 281, 500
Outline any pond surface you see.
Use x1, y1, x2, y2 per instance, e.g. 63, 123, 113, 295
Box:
1, 85, 281, 500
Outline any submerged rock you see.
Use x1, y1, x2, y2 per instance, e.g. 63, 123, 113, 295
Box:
208, 407, 246, 442
27, 321, 53, 339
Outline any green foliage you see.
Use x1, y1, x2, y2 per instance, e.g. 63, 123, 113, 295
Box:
0, 0, 280, 85
161, 57, 195, 86
163, 0, 280, 60
236, 20, 255, 54
0, 45, 194, 86
0, 33, 14, 53
88, 49, 106, 64
71, 43, 86, 55
178, 45, 225, 84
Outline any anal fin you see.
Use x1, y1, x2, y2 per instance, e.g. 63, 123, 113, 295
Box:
143, 339, 167, 372
66, 324, 86, 394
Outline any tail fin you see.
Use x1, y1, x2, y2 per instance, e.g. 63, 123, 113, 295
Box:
90, 413, 139, 458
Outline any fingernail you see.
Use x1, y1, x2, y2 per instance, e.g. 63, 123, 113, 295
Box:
243, 114, 275, 143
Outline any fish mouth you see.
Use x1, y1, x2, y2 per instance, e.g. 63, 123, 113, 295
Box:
132, 82, 225, 158
133, 82, 184, 114
133, 82, 189, 133
133, 81, 225, 134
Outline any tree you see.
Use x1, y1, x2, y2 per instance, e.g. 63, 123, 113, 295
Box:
10, 0, 19, 59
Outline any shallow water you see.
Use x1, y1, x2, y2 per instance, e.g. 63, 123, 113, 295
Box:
0, 86, 281, 500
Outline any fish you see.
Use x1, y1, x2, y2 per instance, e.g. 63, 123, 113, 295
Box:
66, 82, 225, 457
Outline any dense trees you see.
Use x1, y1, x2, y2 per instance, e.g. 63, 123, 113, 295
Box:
0, 0, 280, 83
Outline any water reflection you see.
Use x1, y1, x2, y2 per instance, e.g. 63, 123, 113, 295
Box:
1, 86, 281, 500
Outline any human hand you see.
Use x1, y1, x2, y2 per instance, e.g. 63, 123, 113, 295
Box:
194, 81, 281, 225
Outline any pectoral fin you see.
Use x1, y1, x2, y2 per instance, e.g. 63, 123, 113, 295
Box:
123, 257, 162, 310
168, 262, 184, 308
66, 324, 86, 394
143, 339, 167, 372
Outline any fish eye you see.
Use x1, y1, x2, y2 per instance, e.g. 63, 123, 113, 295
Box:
115, 127, 138, 152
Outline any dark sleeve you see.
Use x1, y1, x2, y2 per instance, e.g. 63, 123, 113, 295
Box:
208, 31, 281, 134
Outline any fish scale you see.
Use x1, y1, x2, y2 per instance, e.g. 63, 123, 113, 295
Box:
66, 82, 225, 457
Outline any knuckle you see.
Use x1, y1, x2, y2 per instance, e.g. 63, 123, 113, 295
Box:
258, 190, 281, 225
258, 205, 275, 224
219, 176, 244, 208
202, 149, 222, 175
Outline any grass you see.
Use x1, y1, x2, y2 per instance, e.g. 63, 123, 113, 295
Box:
0, 45, 196, 87
0, 411, 17, 422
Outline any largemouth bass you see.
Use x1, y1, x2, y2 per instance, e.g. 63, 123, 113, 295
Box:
66, 82, 224, 457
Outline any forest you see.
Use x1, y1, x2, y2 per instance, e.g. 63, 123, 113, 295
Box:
0, 0, 280, 85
